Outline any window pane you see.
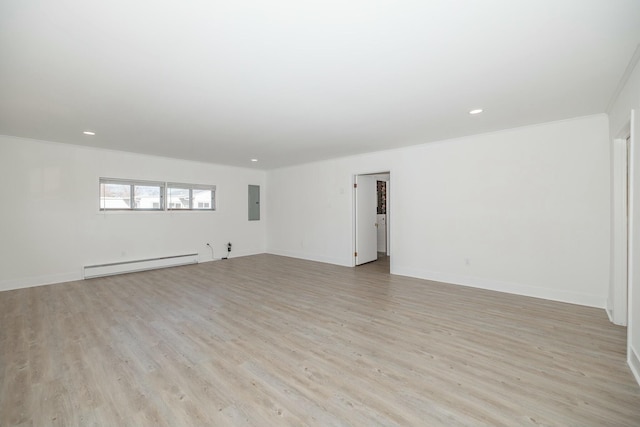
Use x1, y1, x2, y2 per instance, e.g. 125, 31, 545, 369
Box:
168, 187, 190, 209
99, 178, 165, 211
100, 183, 131, 209
134, 185, 161, 209
193, 189, 212, 210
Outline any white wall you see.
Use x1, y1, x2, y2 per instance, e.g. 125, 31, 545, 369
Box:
0, 135, 266, 291
267, 155, 389, 266
608, 51, 640, 384
267, 114, 610, 308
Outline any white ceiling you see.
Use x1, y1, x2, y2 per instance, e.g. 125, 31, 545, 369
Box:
1, 1, 639, 169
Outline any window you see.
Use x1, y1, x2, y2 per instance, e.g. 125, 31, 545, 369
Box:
100, 178, 164, 211
193, 188, 214, 210
167, 187, 190, 210
167, 183, 216, 211
99, 179, 215, 212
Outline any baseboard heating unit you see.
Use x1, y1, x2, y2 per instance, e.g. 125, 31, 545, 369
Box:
83, 253, 198, 279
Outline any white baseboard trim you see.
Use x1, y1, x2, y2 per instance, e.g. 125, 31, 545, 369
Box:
267, 249, 351, 267
392, 265, 605, 308
629, 345, 640, 387
263, 255, 606, 308
604, 298, 627, 326
0, 250, 269, 292
0, 272, 82, 292
3, 256, 605, 311
606, 307, 614, 323
218, 250, 266, 261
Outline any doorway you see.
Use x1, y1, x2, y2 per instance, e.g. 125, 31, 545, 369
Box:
354, 172, 390, 270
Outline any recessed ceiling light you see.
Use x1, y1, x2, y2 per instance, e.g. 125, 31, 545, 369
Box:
469, 109, 483, 115
83, 131, 96, 135
251, 158, 258, 162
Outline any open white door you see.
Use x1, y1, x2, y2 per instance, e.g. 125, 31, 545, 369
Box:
355, 175, 378, 265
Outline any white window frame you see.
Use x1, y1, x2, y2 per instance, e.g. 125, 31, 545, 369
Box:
99, 178, 165, 211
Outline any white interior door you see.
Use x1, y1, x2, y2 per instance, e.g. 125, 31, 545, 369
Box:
356, 175, 378, 265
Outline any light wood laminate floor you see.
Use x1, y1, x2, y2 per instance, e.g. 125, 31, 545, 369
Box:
1, 254, 639, 426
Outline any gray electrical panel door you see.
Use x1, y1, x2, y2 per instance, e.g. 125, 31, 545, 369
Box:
248, 185, 260, 221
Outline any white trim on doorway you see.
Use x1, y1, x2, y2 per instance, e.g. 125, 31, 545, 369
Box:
610, 133, 630, 325
352, 171, 391, 268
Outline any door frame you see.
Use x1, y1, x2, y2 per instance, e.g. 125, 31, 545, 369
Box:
611, 132, 630, 326
352, 171, 391, 267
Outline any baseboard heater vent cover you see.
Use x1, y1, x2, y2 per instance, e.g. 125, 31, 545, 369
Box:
84, 253, 198, 279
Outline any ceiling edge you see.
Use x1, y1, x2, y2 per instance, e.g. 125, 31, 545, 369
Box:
606, 43, 640, 113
